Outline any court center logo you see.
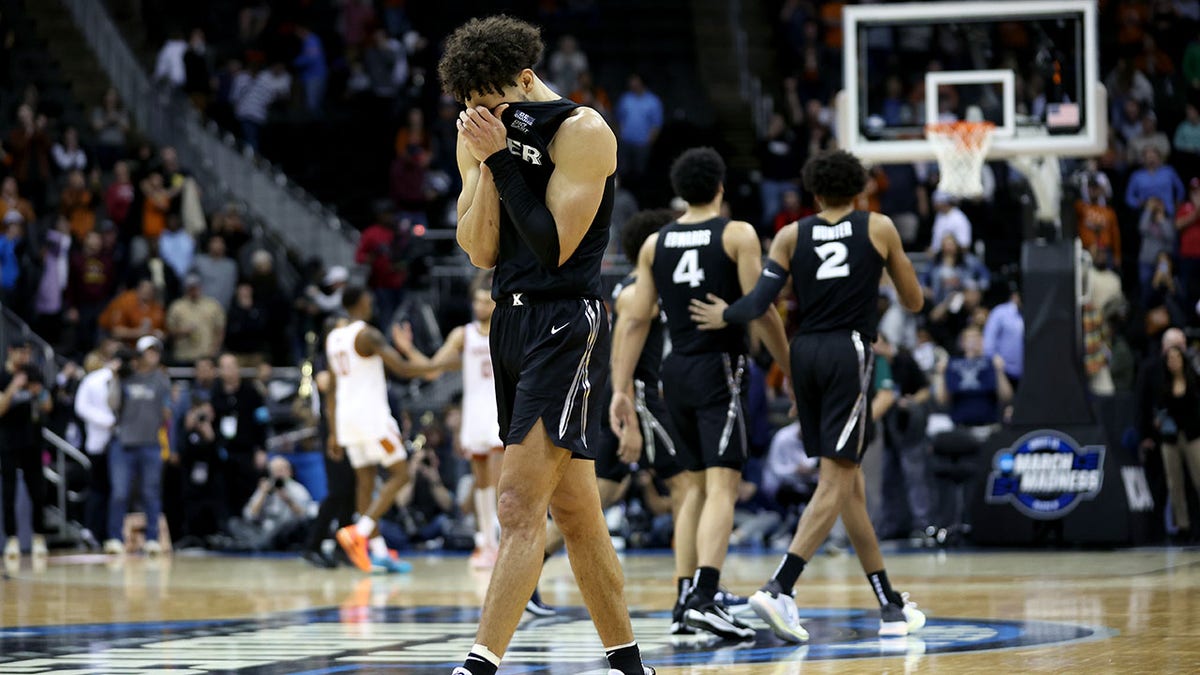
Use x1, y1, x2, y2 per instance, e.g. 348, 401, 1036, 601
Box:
0, 605, 1113, 674
986, 430, 1105, 519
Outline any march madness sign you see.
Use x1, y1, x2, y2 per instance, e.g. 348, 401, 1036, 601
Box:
986, 430, 1105, 520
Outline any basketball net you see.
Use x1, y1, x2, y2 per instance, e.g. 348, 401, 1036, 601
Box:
926, 121, 996, 199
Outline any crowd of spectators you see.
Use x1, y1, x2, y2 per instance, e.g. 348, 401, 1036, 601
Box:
3, 0, 1200, 558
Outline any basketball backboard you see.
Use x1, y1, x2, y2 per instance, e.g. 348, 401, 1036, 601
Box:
837, 0, 1105, 163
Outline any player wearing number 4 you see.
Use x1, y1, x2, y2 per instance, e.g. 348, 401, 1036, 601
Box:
689, 149, 927, 642
328, 285, 440, 574
611, 147, 791, 640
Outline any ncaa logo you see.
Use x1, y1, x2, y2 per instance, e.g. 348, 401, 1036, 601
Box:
986, 430, 1105, 520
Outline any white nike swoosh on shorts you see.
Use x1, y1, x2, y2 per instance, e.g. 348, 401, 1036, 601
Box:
551, 323, 570, 334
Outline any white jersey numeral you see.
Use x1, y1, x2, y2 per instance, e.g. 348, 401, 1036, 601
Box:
672, 249, 706, 288
814, 242, 850, 280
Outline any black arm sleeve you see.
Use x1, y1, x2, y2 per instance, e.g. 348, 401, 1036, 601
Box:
722, 259, 788, 325
484, 149, 561, 270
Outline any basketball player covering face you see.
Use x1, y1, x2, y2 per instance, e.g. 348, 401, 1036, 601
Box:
610, 148, 791, 641
439, 15, 652, 675
689, 149, 928, 642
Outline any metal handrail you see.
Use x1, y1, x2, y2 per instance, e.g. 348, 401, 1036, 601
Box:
58, 0, 359, 268
41, 428, 91, 538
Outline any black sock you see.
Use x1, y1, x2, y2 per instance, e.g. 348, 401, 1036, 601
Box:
692, 566, 720, 601
770, 553, 807, 596
867, 569, 902, 608
461, 644, 499, 675
605, 642, 643, 675
676, 576, 692, 602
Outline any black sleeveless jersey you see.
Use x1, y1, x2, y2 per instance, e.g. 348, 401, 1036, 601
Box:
790, 210, 884, 338
612, 273, 663, 386
651, 217, 747, 356
490, 99, 615, 301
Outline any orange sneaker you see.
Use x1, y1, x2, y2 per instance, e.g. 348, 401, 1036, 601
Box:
336, 526, 372, 572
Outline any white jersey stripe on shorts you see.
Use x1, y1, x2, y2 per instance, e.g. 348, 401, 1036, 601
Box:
560, 299, 601, 446
836, 330, 875, 455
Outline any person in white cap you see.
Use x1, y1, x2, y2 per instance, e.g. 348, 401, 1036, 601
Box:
106, 335, 173, 556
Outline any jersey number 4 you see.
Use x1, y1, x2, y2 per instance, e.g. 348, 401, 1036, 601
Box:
815, 242, 850, 280
672, 249, 706, 288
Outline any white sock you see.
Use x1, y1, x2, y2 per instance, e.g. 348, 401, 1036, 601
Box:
475, 486, 499, 549
369, 536, 388, 558
355, 516, 376, 538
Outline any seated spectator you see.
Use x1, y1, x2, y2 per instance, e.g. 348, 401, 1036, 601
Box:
98, 277, 166, 347
167, 275, 226, 365
548, 34, 589, 94
193, 235, 239, 309
66, 231, 116, 355
1126, 147, 1185, 216
1139, 196, 1178, 301
140, 173, 173, 241
772, 189, 809, 234
929, 190, 972, 254
210, 204, 251, 258
568, 70, 611, 117
91, 88, 130, 170
1145, 252, 1191, 330
389, 443, 457, 548
1175, 103, 1200, 154
1126, 111, 1171, 166
761, 421, 819, 513
226, 457, 312, 551
1075, 179, 1122, 267
933, 326, 1013, 427
60, 170, 98, 240
159, 215, 195, 280
1, 177, 36, 231
363, 29, 407, 99
983, 287, 1024, 388
127, 238, 182, 304
32, 217, 72, 347
104, 162, 136, 235
224, 282, 269, 365
51, 126, 88, 176
925, 235, 989, 345
1175, 177, 1200, 314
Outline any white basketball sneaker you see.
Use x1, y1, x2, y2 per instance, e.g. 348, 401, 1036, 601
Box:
879, 592, 926, 637
749, 580, 810, 643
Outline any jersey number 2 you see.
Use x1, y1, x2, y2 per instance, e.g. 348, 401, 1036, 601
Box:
672, 249, 706, 288
814, 242, 850, 280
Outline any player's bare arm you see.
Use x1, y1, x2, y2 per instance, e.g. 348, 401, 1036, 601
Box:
726, 220, 791, 374
468, 103, 616, 268
609, 233, 659, 440
428, 325, 467, 373
690, 222, 796, 331
612, 282, 645, 462
870, 213, 924, 312
355, 325, 437, 380
456, 123, 501, 268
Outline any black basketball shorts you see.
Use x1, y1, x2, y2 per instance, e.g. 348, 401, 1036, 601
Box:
790, 330, 876, 463
595, 380, 684, 482
490, 296, 609, 459
660, 351, 749, 473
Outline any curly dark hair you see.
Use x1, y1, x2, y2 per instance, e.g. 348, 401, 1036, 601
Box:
621, 209, 675, 265
670, 147, 726, 205
437, 15, 544, 103
801, 149, 867, 207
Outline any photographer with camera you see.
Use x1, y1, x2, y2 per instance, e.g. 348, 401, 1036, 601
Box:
228, 456, 312, 551
1, 338, 52, 561
107, 335, 172, 556
178, 396, 227, 545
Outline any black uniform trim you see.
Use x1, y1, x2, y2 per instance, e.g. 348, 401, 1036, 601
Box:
791, 329, 876, 463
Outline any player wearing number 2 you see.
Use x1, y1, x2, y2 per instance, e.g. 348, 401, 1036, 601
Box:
326, 285, 439, 573
610, 147, 790, 640
689, 149, 927, 642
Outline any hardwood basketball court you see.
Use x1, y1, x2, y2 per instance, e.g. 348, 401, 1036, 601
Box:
2, 547, 1197, 673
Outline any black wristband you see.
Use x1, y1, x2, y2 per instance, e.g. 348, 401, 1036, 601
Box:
722, 259, 788, 324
